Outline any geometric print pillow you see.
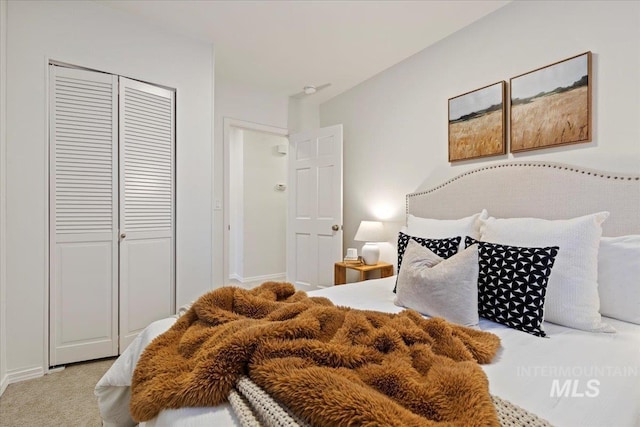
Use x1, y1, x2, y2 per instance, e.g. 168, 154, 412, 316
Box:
393, 232, 461, 293
465, 237, 559, 337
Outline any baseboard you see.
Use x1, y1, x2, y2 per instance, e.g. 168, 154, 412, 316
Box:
2, 366, 44, 393
0, 372, 7, 396
233, 272, 286, 284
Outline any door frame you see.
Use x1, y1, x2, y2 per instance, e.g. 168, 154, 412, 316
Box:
222, 118, 288, 284
0, 0, 8, 392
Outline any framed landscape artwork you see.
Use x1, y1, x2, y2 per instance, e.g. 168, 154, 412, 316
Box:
510, 52, 592, 152
448, 81, 506, 162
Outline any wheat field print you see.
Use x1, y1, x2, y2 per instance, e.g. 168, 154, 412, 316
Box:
510, 52, 592, 152
448, 81, 506, 162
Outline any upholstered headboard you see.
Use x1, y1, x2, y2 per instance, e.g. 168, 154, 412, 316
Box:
406, 162, 640, 237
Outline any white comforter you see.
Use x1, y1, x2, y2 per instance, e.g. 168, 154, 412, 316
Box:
96, 277, 640, 427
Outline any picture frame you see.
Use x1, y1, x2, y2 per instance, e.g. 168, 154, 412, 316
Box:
448, 81, 506, 162
510, 51, 592, 153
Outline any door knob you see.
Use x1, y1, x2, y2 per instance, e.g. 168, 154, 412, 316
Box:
331, 224, 340, 231
120, 233, 126, 239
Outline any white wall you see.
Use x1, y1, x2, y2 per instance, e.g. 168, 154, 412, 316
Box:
215, 78, 289, 286
320, 0, 640, 263
0, 0, 8, 396
288, 97, 320, 134
242, 130, 288, 280
4, 0, 214, 383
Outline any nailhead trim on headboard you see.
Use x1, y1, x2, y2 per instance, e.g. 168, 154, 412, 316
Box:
406, 161, 640, 215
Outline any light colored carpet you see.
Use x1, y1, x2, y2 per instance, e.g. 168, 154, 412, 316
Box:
0, 358, 115, 427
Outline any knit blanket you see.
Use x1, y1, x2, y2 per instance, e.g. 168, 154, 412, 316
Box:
228, 375, 553, 427
228, 375, 311, 427
130, 282, 502, 426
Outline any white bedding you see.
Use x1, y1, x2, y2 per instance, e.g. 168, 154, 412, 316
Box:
96, 278, 640, 427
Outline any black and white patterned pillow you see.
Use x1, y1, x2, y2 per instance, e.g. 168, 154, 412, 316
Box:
393, 232, 461, 293
465, 237, 559, 337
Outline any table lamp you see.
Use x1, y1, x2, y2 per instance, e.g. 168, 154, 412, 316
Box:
354, 220, 385, 265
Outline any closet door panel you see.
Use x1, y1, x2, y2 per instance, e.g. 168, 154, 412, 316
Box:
120, 237, 172, 338
49, 66, 118, 366
52, 240, 114, 363
119, 77, 175, 352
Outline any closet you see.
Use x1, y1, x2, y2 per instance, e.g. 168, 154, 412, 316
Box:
49, 64, 175, 366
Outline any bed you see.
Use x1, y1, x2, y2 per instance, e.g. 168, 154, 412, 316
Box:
96, 161, 640, 427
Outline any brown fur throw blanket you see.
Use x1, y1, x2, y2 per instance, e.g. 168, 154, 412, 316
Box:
130, 282, 502, 426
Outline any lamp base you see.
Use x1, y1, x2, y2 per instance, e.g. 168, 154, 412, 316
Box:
361, 242, 380, 265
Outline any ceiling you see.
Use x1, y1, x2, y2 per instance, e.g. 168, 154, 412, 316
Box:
100, 0, 510, 104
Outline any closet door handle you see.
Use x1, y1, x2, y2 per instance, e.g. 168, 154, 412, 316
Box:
120, 233, 126, 239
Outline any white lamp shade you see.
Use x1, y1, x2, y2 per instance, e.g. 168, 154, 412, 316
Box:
354, 221, 385, 242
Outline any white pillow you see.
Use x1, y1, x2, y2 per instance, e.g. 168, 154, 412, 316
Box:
598, 235, 640, 324
480, 212, 615, 333
395, 240, 479, 328
407, 210, 488, 250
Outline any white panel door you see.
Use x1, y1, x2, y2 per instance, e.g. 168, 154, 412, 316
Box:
119, 77, 175, 351
49, 65, 118, 365
287, 125, 343, 287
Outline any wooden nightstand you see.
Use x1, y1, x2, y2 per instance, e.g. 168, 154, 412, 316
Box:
334, 262, 394, 285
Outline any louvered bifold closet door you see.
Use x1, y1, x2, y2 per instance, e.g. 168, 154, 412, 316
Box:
49, 66, 119, 366
119, 77, 175, 351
